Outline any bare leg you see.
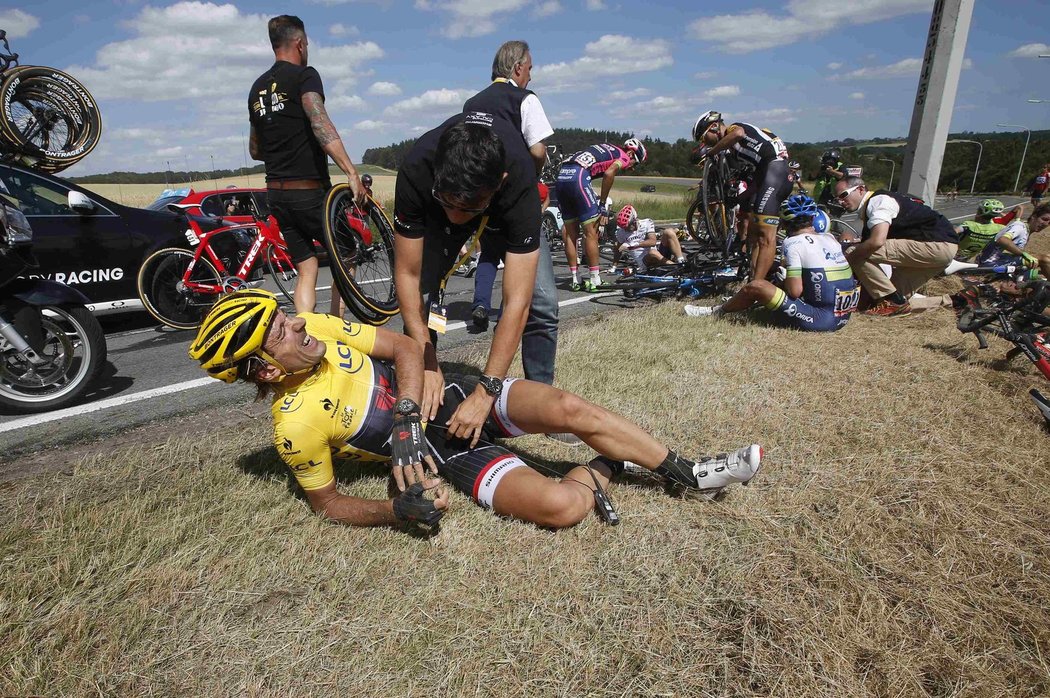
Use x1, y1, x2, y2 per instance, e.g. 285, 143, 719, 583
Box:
563, 220, 580, 269
722, 279, 778, 313
581, 219, 601, 271
490, 460, 612, 528
504, 379, 669, 468
294, 256, 319, 315
749, 218, 778, 281
661, 229, 685, 259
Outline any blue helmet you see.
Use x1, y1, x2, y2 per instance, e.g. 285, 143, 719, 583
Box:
780, 194, 819, 221
812, 209, 830, 233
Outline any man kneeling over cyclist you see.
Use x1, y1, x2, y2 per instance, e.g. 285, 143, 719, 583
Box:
683, 195, 860, 331
189, 290, 762, 529
611, 205, 686, 272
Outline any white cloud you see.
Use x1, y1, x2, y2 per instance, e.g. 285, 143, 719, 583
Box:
850, 92, 865, 100
827, 62, 843, 70
600, 87, 651, 104
327, 94, 367, 110
703, 85, 740, 99
694, 71, 716, 80
552, 111, 575, 121
368, 81, 402, 96
586, 0, 606, 8
830, 57, 921, 80
615, 96, 688, 117
329, 23, 359, 36
0, 9, 39, 38
415, 0, 530, 39
532, 35, 673, 92
66, 3, 382, 103
533, 0, 562, 17
732, 107, 798, 124
1008, 42, 1050, 58
689, 0, 932, 53
354, 119, 388, 131
962, 57, 973, 69
384, 88, 473, 115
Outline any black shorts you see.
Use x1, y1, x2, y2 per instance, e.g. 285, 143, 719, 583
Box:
740, 158, 792, 218
266, 188, 327, 263
424, 375, 528, 506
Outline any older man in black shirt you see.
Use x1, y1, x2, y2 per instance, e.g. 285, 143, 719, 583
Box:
249, 14, 365, 315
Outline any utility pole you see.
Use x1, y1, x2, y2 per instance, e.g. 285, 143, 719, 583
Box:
996, 124, 1030, 192
898, 0, 976, 206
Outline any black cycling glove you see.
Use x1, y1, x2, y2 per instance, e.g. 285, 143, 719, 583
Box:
390, 414, 431, 469
392, 482, 444, 526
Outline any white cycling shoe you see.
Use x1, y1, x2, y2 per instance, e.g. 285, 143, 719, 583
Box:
694, 444, 763, 500
684, 304, 722, 318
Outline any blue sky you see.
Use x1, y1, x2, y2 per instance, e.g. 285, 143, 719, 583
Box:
4, 0, 1049, 175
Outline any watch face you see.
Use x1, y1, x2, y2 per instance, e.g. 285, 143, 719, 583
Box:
396, 398, 420, 415
480, 375, 502, 396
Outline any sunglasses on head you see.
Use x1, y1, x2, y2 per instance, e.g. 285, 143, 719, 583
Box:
431, 187, 489, 214
837, 184, 862, 200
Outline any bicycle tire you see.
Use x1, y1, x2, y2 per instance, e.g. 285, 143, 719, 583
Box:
137, 247, 221, 330
701, 156, 733, 257
322, 185, 399, 321
0, 65, 102, 171
685, 196, 716, 248
264, 248, 297, 307
542, 210, 562, 250
830, 217, 858, 240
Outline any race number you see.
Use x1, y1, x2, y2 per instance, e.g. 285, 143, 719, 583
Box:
834, 287, 861, 316
574, 151, 597, 169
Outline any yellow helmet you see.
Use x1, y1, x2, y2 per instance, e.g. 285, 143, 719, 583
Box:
189, 290, 279, 383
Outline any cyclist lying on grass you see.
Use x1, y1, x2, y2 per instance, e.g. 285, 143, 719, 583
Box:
610, 205, 686, 272
684, 195, 859, 332
189, 290, 762, 529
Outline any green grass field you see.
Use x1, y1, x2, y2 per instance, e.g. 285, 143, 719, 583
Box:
3, 230, 1050, 694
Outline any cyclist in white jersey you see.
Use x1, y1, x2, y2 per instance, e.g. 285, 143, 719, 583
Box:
611, 205, 686, 272
975, 203, 1050, 278
685, 195, 859, 331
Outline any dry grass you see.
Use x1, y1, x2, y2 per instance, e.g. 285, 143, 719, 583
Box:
3, 237, 1050, 696
81, 174, 398, 210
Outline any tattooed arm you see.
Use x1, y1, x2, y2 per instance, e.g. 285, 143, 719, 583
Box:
248, 126, 261, 161
302, 91, 365, 205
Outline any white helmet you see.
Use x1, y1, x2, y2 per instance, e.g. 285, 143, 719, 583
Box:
692, 110, 722, 141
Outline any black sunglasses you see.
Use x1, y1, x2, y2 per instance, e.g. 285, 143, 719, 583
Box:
432, 187, 490, 214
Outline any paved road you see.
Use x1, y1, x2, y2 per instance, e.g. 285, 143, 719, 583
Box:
0, 193, 1022, 455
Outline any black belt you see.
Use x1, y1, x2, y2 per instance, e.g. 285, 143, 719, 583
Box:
267, 179, 324, 190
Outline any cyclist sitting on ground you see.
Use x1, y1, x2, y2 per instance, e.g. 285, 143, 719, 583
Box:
811, 150, 846, 208
684, 195, 859, 332
954, 199, 1008, 260
188, 290, 763, 529
611, 205, 686, 272
555, 138, 648, 292
974, 203, 1050, 279
692, 110, 792, 283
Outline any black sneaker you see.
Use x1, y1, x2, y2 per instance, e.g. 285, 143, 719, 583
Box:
471, 305, 489, 330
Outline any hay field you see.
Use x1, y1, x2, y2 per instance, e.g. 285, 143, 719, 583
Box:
81, 173, 399, 210
3, 235, 1050, 695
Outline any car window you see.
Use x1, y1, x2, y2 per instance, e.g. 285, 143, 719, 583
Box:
200, 195, 224, 217
0, 170, 76, 216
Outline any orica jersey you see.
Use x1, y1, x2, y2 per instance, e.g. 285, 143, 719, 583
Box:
783, 232, 857, 311
272, 314, 399, 491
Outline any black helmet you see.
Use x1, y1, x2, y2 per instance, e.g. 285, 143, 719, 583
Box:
822, 149, 841, 163
361, 173, 373, 187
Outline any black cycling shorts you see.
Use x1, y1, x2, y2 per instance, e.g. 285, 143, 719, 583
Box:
740, 158, 792, 218
266, 188, 327, 263
424, 376, 528, 506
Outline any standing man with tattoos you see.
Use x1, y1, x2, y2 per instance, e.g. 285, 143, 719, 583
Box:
249, 15, 366, 315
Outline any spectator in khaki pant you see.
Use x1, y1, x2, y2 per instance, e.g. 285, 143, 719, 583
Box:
834, 177, 959, 316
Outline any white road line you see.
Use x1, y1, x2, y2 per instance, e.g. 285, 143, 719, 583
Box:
0, 377, 215, 434
5, 291, 618, 432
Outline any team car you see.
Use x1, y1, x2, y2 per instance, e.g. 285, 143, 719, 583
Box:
0, 162, 192, 313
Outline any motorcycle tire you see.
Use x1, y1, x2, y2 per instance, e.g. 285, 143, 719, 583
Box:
0, 304, 106, 414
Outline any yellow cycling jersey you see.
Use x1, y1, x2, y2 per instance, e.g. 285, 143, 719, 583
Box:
272, 313, 399, 491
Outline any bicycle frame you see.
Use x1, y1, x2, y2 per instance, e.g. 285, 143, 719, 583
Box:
180, 216, 294, 295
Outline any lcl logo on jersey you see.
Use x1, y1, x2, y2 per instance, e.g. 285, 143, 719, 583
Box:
278, 392, 304, 413
336, 342, 364, 374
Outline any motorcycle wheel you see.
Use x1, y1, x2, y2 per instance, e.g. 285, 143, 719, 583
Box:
0, 304, 107, 414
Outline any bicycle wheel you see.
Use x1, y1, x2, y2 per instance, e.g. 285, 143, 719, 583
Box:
264, 248, 297, 307
542, 210, 562, 250
0, 65, 102, 171
685, 196, 715, 248
322, 185, 398, 321
830, 218, 858, 240
137, 247, 221, 330
701, 156, 733, 257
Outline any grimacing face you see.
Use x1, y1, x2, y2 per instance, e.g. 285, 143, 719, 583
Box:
262, 311, 326, 373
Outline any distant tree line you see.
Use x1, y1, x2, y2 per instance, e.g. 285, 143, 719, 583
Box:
363, 127, 1050, 194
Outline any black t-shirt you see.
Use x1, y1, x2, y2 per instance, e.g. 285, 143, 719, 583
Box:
393, 112, 540, 266
249, 61, 330, 186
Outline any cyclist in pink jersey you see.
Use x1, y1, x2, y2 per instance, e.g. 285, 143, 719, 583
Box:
554, 139, 647, 291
